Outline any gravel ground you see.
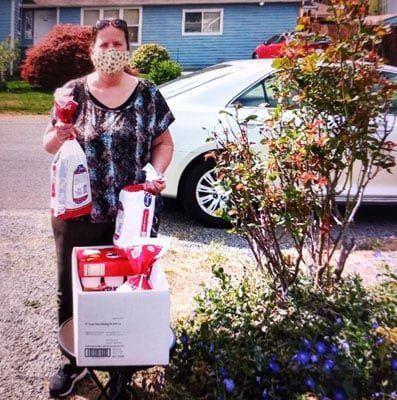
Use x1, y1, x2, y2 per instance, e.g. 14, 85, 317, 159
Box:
0, 206, 396, 399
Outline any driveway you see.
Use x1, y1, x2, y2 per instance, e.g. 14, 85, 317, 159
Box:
0, 115, 52, 209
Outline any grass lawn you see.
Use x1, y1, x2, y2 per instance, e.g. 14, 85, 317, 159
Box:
0, 80, 53, 114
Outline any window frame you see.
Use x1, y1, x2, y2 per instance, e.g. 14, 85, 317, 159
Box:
230, 73, 279, 109
17, 5, 23, 35
182, 8, 223, 36
23, 9, 33, 40
80, 7, 142, 46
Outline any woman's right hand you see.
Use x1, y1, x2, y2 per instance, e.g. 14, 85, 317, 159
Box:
54, 121, 76, 144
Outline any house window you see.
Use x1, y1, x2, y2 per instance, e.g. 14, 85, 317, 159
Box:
183, 9, 223, 35
18, 6, 23, 34
81, 7, 141, 45
123, 9, 140, 44
24, 10, 33, 40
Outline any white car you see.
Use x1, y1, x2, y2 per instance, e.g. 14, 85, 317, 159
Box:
160, 59, 397, 227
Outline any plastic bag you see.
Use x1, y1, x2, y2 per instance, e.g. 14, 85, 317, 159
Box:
50, 139, 92, 219
113, 184, 155, 246
116, 237, 171, 292
54, 87, 78, 123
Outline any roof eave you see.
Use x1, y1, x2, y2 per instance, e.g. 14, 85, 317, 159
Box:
33, 0, 300, 6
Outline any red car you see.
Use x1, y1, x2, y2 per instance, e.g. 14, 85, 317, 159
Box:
252, 32, 330, 59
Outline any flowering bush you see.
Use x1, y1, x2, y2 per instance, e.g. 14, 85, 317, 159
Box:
166, 266, 397, 399
209, 0, 396, 299
21, 24, 93, 90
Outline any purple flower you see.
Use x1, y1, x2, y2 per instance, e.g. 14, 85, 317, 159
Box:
391, 358, 397, 370
330, 343, 339, 354
268, 360, 281, 374
310, 354, 319, 363
296, 351, 310, 366
335, 317, 343, 326
376, 337, 384, 346
372, 321, 380, 329
305, 377, 316, 390
303, 338, 312, 348
219, 367, 228, 378
255, 376, 261, 385
390, 391, 397, 399
333, 388, 348, 400
315, 341, 327, 354
223, 378, 236, 393
261, 388, 271, 399
321, 397, 332, 400
181, 332, 189, 345
323, 359, 335, 373
209, 342, 215, 353
372, 393, 383, 400
341, 340, 350, 352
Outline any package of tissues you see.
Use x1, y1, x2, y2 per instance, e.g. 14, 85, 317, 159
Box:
76, 247, 132, 291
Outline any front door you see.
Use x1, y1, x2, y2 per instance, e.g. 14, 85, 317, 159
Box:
34, 9, 57, 44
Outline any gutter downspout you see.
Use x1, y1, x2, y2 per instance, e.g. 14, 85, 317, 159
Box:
10, 0, 16, 76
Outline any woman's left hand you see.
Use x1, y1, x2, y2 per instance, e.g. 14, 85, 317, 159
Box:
144, 179, 166, 195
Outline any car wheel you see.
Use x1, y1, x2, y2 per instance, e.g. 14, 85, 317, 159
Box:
252, 52, 259, 59
180, 159, 230, 228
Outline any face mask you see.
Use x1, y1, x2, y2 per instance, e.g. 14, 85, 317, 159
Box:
91, 48, 130, 75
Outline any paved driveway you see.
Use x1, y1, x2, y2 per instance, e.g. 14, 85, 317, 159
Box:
0, 115, 52, 209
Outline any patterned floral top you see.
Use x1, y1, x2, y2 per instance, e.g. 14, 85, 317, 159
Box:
56, 76, 175, 223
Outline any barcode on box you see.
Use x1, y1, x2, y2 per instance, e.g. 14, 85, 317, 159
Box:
84, 348, 111, 357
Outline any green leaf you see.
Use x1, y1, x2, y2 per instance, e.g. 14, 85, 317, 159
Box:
244, 114, 258, 123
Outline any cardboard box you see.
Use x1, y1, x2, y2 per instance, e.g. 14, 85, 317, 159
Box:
72, 246, 170, 367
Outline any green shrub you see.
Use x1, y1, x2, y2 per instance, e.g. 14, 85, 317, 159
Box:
148, 60, 181, 85
3, 79, 32, 92
166, 266, 397, 399
0, 37, 19, 87
130, 43, 170, 74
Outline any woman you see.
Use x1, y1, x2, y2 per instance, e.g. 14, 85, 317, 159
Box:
44, 19, 174, 398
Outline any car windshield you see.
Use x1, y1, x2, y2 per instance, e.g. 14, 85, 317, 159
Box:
159, 63, 244, 98
266, 34, 285, 44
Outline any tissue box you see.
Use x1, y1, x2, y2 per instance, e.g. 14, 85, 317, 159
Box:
72, 246, 170, 367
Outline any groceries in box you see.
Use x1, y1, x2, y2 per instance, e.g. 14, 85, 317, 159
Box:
77, 239, 169, 292
72, 240, 171, 366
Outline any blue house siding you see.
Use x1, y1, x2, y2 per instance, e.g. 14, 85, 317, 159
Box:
142, 3, 298, 69
0, 0, 12, 43
59, 7, 80, 24
11, 2, 299, 70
